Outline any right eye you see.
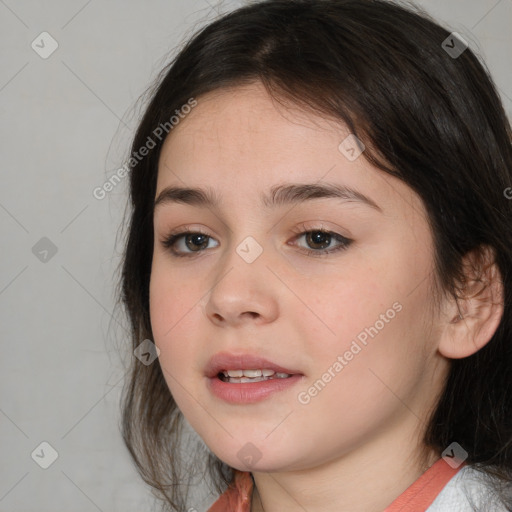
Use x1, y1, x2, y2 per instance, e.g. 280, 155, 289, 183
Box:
160, 230, 219, 257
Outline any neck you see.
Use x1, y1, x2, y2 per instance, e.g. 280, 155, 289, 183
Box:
250, 430, 440, 512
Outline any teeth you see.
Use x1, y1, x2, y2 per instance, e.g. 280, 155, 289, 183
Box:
238, 377, 268, 383
241, 369, 262, 378
224, 370, 244, 377
225, 376, 288, 383
222, 369, 279, 378
220, 368, 292, 382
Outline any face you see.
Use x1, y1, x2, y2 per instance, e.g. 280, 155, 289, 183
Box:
149, 82, 448, 473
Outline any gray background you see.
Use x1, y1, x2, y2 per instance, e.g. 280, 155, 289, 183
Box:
1, 0, 511, 511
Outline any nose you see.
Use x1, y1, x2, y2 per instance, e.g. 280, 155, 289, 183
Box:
202, 240, 280, 327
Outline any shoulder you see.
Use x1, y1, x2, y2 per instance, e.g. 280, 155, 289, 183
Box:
427, 465, 512, 512
206, 470, 253, 512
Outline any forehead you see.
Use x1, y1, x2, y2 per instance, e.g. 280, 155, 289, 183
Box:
155, 82, 426, 226
160, 82, 348, 160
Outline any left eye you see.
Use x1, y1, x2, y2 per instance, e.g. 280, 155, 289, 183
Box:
294, 230, 352, 254
160, 229, 352, 258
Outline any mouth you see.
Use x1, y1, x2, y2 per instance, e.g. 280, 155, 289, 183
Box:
205, 351, 303, 379
205, 352, 304, 403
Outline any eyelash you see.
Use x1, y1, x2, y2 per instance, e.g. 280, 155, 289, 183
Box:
160, 223, 353, 259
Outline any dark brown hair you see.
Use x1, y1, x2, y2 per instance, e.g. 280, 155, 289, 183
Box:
114, 0, 512, 510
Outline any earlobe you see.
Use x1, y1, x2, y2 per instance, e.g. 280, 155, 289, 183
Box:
438, 246, 504, 359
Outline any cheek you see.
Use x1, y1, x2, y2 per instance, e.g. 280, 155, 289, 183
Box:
295, 245, 433, 386
289, 271, 430, 448
149, 262, 205, 376
149, 271, 209, 425
149, 250, 206, 327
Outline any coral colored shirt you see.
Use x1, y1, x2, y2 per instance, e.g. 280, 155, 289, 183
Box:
207, 458, 466, 512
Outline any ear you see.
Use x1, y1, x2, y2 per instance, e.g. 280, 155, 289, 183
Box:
438, 245, 504, 359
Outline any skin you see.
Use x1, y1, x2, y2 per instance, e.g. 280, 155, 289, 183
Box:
149, 82, 503, 512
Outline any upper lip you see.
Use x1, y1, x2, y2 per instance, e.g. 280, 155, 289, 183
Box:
205, 352, 303, 378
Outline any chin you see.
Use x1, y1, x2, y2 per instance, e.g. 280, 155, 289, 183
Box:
208, 443, 301, 474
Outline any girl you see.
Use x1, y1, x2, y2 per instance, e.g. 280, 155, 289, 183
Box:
116, 0, 512, 510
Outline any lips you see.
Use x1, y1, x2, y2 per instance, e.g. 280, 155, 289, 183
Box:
204, 352, 303, 379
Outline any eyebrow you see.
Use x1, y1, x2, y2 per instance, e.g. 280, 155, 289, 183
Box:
154, 182, 382, 212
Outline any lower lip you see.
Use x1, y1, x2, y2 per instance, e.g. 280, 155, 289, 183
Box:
206, 374, 303, 404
